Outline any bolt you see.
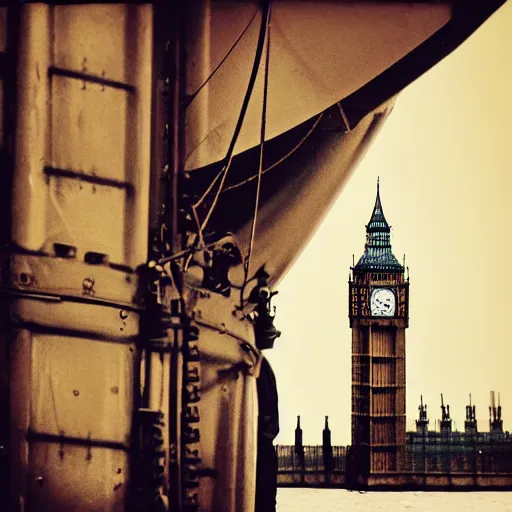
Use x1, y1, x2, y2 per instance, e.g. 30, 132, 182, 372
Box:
82, 277, 95, 295
19, 273, 34, 286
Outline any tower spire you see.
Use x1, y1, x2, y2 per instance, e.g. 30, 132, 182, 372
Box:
490, 390, 504, 435
322, 416, 333, 473
354, 179, 402, 272
294, 415, 303, 457
368, 178, 388, 233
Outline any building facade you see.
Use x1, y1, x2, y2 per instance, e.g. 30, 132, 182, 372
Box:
276, 395, 512, 489
276, 183, 512, 490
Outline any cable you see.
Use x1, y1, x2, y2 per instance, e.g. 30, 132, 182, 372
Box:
337, 101, 351, 133
244, 1, 272, 284
198, 154, 234, 232
222, 111, 323, 193
189, 110, 323, 200
186, 9, 258, 109
188, 3, 272, 254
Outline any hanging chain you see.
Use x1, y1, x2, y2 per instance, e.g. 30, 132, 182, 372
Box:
163, 3, 204, 510
180, 318, 203, 511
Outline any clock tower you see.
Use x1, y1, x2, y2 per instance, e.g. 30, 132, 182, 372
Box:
348, 180, 409, 482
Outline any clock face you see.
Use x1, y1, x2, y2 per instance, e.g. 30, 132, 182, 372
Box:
370, 288, 396, 317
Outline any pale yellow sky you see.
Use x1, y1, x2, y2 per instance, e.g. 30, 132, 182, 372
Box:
266, 3, 512, 446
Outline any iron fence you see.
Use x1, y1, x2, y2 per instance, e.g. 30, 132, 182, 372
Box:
277, 440, 512, 475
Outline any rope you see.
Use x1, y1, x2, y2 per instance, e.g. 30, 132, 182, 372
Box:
198, 154, 234, 233
187, 3, 272, 259
186, 9, 258, 109
244, 3, 272, 283
337, 101, 351, 133
189, 111, 322, 201
222, 112, 323, 193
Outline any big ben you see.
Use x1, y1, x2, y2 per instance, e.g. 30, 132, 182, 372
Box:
348, 180, 409, 482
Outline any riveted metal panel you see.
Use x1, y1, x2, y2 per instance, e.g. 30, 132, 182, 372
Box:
7, 4, 153, 510
27, 333, 135, 441
9, 254, 141, 308
50, 77, 130, 184
182, 282, 259, 512
27, 443, 128, 511
10, 298, 141, 341
11, 3, 152, 269
53, 5, 137, 85
45, 175, 129, 263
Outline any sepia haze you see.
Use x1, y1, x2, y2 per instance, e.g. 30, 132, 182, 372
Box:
266, 2, 512, 446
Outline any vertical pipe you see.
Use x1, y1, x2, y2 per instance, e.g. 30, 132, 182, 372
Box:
169, 1, 182, 255
241, 374, 257, 512
9, 331, 32, 510
125, 5, 153, 268
12, 4, 51, 251
169, 0, 191, 254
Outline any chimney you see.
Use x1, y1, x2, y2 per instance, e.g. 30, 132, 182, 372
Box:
294, 415, 303, 455
490, 391, 504, 435
322, 416, 333, 474
464, 394, 478, 435
416, 395, 429, 435
440, 394, 452, 435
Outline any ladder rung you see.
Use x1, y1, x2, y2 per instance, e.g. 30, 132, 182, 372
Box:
49, 66, 135, 93
44, 166, 133, 192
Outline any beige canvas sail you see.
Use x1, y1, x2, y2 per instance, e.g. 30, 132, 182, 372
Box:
0, 1, 506, 510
